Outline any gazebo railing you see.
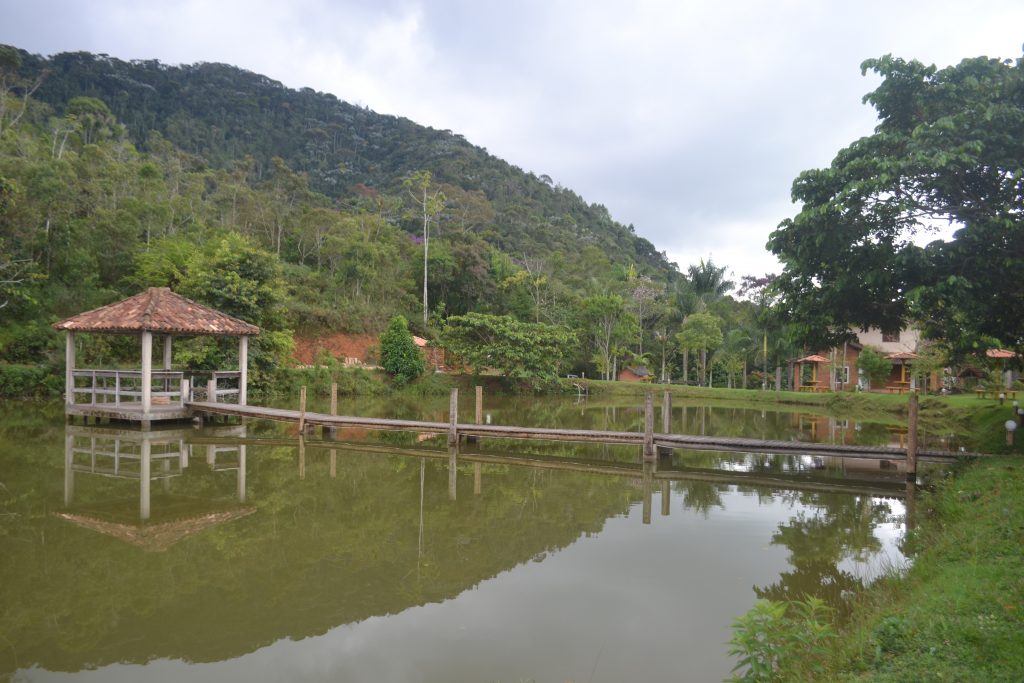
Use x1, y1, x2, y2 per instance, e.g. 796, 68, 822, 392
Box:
187, 371, 241, 404
71, 370, 186, 407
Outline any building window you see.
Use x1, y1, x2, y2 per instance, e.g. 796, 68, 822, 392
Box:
882, 331, 900, 343
835, 366, 850, 384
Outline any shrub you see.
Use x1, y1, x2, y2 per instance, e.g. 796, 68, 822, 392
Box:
728, 597, 837, 682
379, 315, 425, 385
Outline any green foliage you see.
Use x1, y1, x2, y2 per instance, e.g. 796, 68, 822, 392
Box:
728, 597, 837, 682
0, 363, 62, 397
438, 312, 576, 386
379, 315, 425, 385
857, 347, 891, 389
769, 52, 1024, 354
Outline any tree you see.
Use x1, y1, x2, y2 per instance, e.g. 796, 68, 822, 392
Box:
437, 312, 576, 385
676, 312, 723, 387
379, 315, 425, 385
579, 294, 634, 380
856, 347, 891, 389
404, 171, 445, 325
687, 258, 734, 310
769, 53, 1024, 354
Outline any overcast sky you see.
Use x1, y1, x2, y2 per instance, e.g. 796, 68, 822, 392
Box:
2, 1, 1022, 278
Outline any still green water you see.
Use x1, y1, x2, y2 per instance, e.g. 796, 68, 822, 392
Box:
0, 396, 921, 682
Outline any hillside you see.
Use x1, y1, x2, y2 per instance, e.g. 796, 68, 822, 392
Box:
15, 49, 675, 278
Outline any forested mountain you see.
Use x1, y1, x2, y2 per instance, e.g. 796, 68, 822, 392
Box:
2, 44, 776, 389
17, 49, 673, 276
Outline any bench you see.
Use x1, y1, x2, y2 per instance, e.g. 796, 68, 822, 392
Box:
975, 389, 1017, 400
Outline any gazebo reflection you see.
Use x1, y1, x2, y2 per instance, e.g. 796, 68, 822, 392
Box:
58, 423, 254, 551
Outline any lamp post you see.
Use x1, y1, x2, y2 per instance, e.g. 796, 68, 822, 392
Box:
1007, 420, 1018, 446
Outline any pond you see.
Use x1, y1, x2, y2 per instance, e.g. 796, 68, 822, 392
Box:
0, 394, 931, 682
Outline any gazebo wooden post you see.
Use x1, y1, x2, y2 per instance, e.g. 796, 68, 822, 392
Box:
141, 331, 153, 428
65, 331, 76, 410
239, 335, 249, 406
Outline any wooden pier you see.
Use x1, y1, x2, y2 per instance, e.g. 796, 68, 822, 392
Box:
186, 388, 967, 465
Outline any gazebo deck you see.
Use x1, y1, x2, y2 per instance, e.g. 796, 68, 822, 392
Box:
66, 402, 194, 423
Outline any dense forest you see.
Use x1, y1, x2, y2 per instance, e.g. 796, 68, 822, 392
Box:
0, 44, 782, 389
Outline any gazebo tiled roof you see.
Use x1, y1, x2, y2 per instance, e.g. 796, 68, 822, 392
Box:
887, 351, 919, 360
986, 348, 1016, 359
794, 354, 829, 363
52, 287, 259, 336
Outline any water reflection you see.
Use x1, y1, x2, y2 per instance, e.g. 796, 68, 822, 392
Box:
60, 424, 254, 551
0, 404, 919, 682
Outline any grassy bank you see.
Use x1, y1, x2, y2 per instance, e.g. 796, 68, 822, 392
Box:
822, 456, 1024, 681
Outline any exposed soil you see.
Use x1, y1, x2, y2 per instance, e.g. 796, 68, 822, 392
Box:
293, 333, 379, 365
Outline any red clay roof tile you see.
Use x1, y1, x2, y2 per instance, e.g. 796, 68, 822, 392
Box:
52, 288, 259, 336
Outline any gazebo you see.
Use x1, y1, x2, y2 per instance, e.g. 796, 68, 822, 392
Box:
986, 348, 1018, 388
886, 351, 919, 391
792, 354, 830, 392
52, 287, 259, 427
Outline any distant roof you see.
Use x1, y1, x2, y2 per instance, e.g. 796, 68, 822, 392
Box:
625, 366, 651, 376
887, 351, 919, 360
986, 348, 1017, 359
413, 335, 429, 347
794, 354, 829, 363
52, 287, 260, 336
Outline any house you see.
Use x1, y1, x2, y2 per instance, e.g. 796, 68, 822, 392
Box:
618, 366, 653, 382
795, 327, 938, 393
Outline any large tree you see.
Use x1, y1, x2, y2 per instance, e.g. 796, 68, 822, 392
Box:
437, 312, 575, 385
768, 53, 1024, 354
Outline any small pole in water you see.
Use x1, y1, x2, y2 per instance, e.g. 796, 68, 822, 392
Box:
470, 384, 482, 444
906, 391, 918, 480
326, 382, 338, 438
298, 385, 307, 434
643, 393, 655, 460
659, 390, 672, 458
448, 387, 459, 447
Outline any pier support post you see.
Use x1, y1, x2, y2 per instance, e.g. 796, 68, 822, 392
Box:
298, 386, 307, 434
298, 435, 306, 480
469, 384, 482, 444
661, 480, 670, 516
643, 393, 655, 460
326, 382, 338, 438
448, 388, 459, 447
658, 390, 672, 458
906, 391, 918, 480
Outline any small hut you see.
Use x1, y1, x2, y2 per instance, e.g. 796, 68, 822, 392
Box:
792, 354, 830, 391
52, 287, 259, 427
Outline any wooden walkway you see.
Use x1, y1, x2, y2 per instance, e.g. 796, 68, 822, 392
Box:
186, 400, 968, 463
